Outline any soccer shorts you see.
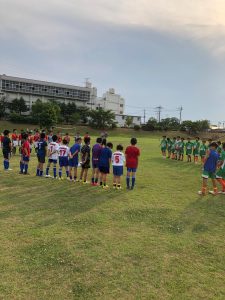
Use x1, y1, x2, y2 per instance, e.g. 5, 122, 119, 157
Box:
59, 157, 69, 167
2, 150, 10, 160
161, 147, 166, 152
216, 168, 225, 179
99, 166, 110, 174
113, 166, 123, 176
23, 156, 30, 162
92, 161, 99, 169
37, 155, 45, 164
81, 160, 90, 169
48, 159, 57, 164
202, 170, 216, 179
68, 158, 78, 168
12, 140, 18, 147
127, 167, 137, 173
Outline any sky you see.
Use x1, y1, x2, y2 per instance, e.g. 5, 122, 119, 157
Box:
0, 0, 225, 123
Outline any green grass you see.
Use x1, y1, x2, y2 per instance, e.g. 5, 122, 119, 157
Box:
0, 135, 225, 299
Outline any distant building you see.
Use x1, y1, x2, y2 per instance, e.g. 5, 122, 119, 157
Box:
115, 114, 142, 128
0, 74, 97, 111
0, 74, 142, 127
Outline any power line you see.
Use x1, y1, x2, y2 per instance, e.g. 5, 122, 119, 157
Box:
155, 106, 163, 122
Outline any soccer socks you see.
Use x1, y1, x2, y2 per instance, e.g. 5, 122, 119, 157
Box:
4, 160, 9, 170
66, 170, 69, 178
132, 177, 136, 188
40, 170, 43, 177
53, 167, 57, 178
95, 178, 98, 184
46, 167, 49, 176
92, 177, 94, 184
59, 169, 62, 178
36, 168, 40, 176
24, 164, 28, 174
126, 176, 130, 188
20, 161, 24, 173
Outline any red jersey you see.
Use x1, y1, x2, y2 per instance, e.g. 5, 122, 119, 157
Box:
22, 140, 31, 157
34, 133, 40, 142
57, 135, 62, 143
28, 135, 33, 144
125, 146, 140, 169
12, 133, 18, 141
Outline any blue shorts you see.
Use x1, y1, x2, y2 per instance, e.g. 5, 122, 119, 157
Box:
23, 156, 30, 162
68, 158, 78, 168
59, 157, 69, 167
48, 159, 57, 164
113, 166, 123, 176
92, 161, 99, 169
127, 168, 137, 173
99, 166, 110, 174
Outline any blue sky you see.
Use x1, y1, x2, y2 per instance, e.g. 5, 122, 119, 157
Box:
0, 0, 225, 123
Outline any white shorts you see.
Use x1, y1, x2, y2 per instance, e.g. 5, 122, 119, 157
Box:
13, 140, 18, 147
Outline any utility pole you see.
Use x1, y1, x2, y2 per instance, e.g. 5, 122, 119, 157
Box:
143, 109, 146, 124
178, 106, 183, 124
155, 106, 163, 123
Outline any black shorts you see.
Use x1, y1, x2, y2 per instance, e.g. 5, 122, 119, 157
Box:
81, 162, 90, 169
3, 150, 10, 160
37, 155, 45, 164
99, 166, 110, 174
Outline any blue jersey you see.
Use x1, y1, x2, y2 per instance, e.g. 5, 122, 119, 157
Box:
37, 139, 47, 157
204, 149, 219, 173
99, 147, 112, 168
69, 143, 81, 163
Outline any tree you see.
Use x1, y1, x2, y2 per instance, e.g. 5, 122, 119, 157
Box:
59, 102, 77, 123
125, 116, 133, 127
0, 96, 8, 119
69, 112, 80, 125
8, 97, 28, 115
89, 108, 116, 129
144, 117, 158, 131
77, 106, 90, 124
160, 117, 180, 131
31, 100, 60, 128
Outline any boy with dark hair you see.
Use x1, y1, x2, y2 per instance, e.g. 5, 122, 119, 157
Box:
79, 137, 91, 184
125, 138, 140, 190
46, 135, 59, 179
216, 142, 225, 194
160, 136, 167, 159
112, 144, 126, 189
2, 130, 12, 171
91, 137, 102, 186
59, 139, 70, 180
20, 133, 30, 174
68, 138, 81, 181
198, 142, 219, 196
36, 133, 47, 176
185, 138, 193, 162
99, 142, 113, 189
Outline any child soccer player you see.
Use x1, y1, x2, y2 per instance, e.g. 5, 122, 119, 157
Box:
174, 136, 181, 160
2, 130, 12, 171
167, 138, 172, 159
178, 137, 185, 161
171, 137, 176, 159
198, 142, 219, 196
20, 133, 30, 175
199, 140, 207, 164
185, 138, 193, 162
125, 138, 140, 190
79, 137, 91, 184
59, 139, 70, 180
112, 144, 126, 190
193, 137, 200, 164
217, 141, 222, 155
216, 142, 225, 194
68, 138, 81, 181
91, 137, 102, 186
99, 142, 113, 189
46, 135, 59, 179
12, 129, 18, 156
160, 136, 167, 159
36, 133, 47, 177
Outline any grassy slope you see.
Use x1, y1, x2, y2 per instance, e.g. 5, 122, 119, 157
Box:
0, 134, 225, 299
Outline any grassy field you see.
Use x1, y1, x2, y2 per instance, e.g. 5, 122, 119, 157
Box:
0, 133, 225, 299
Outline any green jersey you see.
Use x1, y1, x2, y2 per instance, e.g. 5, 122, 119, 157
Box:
193, 141, 200, 155
160, 139, 167, 150
217, 146, 222, 154
167, 140, 172, 151
199, 144, 207, 157
216, 150, 225, 178
185, 142, 193, 155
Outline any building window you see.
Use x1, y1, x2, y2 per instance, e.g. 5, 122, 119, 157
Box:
120, 104, 123, 107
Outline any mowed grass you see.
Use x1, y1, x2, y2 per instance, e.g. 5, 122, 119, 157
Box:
0, 136, 225, 300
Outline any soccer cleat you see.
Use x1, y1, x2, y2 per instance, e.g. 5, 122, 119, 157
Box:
116, 186, 122, 190
103, 185, 109, 189
45, 175, 50, 178
209, 191, 218, 196
82, 181, 89, 184
198, 191, 206, 196
19, 171, 23, 174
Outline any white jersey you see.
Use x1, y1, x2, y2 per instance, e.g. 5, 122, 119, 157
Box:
112, 151, 126, 166
58, 145, 70, 157
48, 142, 59, 160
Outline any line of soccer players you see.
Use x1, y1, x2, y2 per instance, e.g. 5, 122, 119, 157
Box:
1, 129, 140, 190
160, 135, 223, 164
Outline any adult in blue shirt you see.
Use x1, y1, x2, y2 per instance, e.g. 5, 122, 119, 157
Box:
69, 137, 82, 181
36, 133, 47, 176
